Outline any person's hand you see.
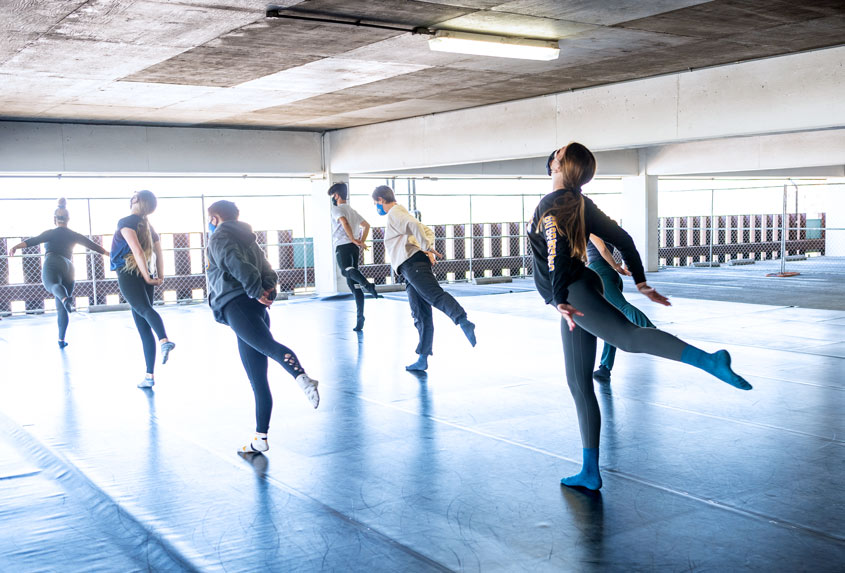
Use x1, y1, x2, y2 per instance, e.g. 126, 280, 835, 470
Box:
426, 249, 442, 265
614, 263, 632, 276
146, 276, 163, 286
353, 239, 369, 251
258, 288, 275, 307
636, 282, 671, 306
8, 247, 16, 256
556, 303, 584, 331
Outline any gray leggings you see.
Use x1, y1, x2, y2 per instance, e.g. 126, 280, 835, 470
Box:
562, 269, 687, 448
42, 254, 74, 340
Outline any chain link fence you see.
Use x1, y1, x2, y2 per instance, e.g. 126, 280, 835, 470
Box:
658, 181, 845, 275
1, 194, 314, 316
348, 185, 549, 286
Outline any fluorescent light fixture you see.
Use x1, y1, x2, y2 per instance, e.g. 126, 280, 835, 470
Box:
428, 30, 560, 61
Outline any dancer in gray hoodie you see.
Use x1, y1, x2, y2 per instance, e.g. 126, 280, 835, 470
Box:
206, 200, 319, 455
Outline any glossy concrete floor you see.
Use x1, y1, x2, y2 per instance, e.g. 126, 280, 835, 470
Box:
0, 286, 843, 572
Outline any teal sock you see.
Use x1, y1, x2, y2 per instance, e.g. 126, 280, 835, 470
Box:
561, 448, 602, 490
406, 355, 428, 371
681, 347, 752, 390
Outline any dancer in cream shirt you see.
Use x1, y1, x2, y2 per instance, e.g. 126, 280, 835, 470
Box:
371, 185, 477, 371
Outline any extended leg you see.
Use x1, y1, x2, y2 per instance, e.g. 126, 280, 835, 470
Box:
223, 295, 319, 408
401, 259, 476, 346
570, 270, 751, 390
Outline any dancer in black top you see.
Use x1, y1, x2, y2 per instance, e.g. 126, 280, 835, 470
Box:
530, 143, 751, 491
109, 190, 175, 389
206, 200, 319, 455
9, 198, 108, 347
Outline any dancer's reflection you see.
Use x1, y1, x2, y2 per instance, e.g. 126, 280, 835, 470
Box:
560, 487, 605, 569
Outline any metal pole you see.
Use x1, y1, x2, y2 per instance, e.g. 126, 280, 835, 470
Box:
780, 184, 787, 274
521, 194, 527, 278
87, 198, 97, 308
709, 189, 714, 265
302, 195, 307, 292
201, 194, 209, 300
468, 194, 473, 281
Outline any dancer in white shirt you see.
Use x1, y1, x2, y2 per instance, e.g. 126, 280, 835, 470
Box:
328, 182, 380, 331
371, 185, 476, 371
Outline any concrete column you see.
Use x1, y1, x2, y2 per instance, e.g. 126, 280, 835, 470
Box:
310, 172, 350, 296
825, 180, 845, 256
621, 153, 659, 272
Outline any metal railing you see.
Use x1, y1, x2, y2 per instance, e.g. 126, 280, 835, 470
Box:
1, 193, 315, 316
657, 182, 845, 274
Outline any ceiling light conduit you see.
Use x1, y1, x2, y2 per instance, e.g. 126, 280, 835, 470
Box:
265, 5, 560, 61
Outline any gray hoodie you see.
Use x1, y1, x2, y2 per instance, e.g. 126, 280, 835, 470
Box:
206, 220, 277, 324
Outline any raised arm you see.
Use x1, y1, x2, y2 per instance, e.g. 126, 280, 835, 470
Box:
120, 227, 157, 285
9, 230, 51, 255
72, 231, 109, 256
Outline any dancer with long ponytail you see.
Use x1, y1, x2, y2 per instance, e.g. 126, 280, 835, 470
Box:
110, 190, 175, 388
8, 198, 108, 348
530, 143, 751, 491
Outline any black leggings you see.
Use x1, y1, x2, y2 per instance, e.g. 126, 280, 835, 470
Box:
118, 271, 168, 374
562, 269, 687, 449
42, 254, 74, 340
222, 295, 305, 433
335, 243, 367, 318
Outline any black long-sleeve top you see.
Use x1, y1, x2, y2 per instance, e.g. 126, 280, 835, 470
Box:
528, 189, 646, 306
23, 227, 105, 260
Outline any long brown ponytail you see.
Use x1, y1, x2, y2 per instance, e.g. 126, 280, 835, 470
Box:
123, 190, 157, 274
541, 142, 596, 260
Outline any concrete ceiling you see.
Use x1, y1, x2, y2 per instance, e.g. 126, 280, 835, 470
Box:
1, 0, 843, 131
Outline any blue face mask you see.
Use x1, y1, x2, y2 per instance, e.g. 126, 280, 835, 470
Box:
208, 221, 217, 234
376, 204, 387, 216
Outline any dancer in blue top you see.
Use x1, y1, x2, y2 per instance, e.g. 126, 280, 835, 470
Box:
530, 143, 751, 490
110, 190, 175, 388
9, 198, 108, 348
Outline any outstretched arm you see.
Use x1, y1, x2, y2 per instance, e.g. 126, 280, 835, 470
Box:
8, 240, 27, 256
73, 231, 109, 256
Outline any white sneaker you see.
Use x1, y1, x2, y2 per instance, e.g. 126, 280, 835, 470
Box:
240, 435, 269, 454
296, 373, 320, 409
137, 376, 155, 388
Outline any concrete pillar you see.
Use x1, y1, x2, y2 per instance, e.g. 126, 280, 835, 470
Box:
310, 171, 350, 296
621, 153, 659, 272
825, 179, 845, 256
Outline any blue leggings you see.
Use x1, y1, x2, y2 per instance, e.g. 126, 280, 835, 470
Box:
118, 271, 168, 374
222, 295, 305, 433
